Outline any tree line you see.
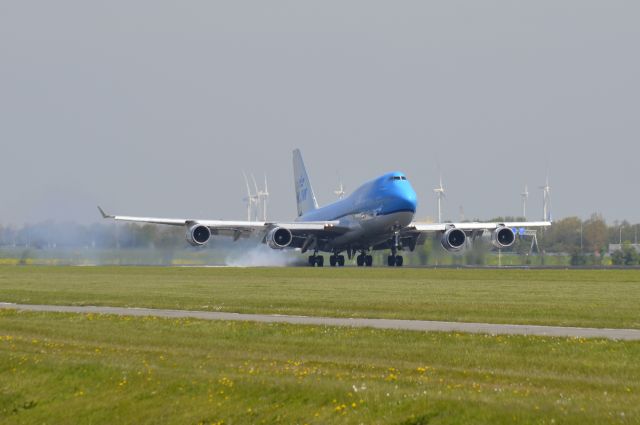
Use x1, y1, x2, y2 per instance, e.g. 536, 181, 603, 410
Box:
537, 214, 639, 265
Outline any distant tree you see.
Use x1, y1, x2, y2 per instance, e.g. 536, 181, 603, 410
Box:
608, 220, 630, 244
88, 223, 116, 248
488, 216, 526, 223
514, 236, 530, 259
570, 251, 588, 266
132, 224, 158, 248
2, 226, 17, 247
542, 216, 581, 253
611, 242, 639, 266
611, 249, 624, 265
583, 213, 608, 254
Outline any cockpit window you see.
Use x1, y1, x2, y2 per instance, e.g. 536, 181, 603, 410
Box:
390, 175, 407, 181
401, 176, 407, 180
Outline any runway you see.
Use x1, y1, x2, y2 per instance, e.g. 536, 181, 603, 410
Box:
2, 302, 639, 341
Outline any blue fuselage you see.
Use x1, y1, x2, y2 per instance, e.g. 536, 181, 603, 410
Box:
298, 172, 418, 250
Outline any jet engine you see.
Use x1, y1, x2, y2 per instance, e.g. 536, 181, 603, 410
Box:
267, 227, 293, 249
491, 226, 516, 249
440, 228, 466, 252
186, 224, 211, 246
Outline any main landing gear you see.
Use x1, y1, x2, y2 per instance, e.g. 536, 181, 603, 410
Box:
308, 254, 324, 267
356, 252, 373, 267
329, 254, 345, 267
308, 253, 346, 267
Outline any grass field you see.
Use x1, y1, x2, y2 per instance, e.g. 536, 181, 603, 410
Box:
1, 309, 639, 425
0, 266, 639, 329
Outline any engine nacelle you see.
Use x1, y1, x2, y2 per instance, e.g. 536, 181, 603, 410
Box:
491, 226, 516, 249
441, 228, 466, 252
186, 224, 211, 246
266, 227, 293, 249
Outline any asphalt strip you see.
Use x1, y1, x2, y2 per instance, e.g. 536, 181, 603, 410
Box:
1, 302, 639, 341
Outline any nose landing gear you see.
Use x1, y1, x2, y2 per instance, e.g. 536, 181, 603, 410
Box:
387, 232, 404, 267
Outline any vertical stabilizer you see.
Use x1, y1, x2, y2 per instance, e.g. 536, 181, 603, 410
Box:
292, 149, 319, 217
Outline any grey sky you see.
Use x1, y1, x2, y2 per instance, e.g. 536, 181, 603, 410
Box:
1, 1, 639, 225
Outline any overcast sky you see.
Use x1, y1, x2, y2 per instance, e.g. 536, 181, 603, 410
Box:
1, 1, 638, 225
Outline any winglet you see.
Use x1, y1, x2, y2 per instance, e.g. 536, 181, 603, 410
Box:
97, 206, 114, 219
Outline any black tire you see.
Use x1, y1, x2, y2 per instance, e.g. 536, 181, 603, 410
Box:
387, 255, 396, 267
316, 256, 324, 267
308, 256, 316, 266
337, 255, 345, 267
329, 255, 337, 267
365, 255, 373, 267
356, 255, 364, 267
395, 255, 404, 267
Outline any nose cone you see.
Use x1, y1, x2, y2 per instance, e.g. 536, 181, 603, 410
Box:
376, 172, 418, 215
395, 182, 418, 213
381, 174, 417, 213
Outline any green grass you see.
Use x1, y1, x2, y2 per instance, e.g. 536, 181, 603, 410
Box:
1, 309, 639, 424
1, 266, 639, 329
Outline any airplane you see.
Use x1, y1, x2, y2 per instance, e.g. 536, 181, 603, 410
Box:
99, 149, 551, 267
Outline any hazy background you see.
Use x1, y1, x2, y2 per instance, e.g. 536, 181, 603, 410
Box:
1, 1, 638, 225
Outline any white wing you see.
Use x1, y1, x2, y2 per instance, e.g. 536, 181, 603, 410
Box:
97, 207, 347, 240
404, 221, 552, 232
396, 220, 551, 251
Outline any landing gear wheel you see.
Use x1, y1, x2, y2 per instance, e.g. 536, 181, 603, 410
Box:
308, 256, 316, 266
387, 255, 396, 267
356, 255, 365, 267
395, 255, 404, 267
329, 255, 337, 267
337, 255, 345, 267
365, 255, 373, 267
316, 256, 324, 267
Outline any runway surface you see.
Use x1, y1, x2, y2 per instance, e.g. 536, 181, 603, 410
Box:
2, 302, 639, 341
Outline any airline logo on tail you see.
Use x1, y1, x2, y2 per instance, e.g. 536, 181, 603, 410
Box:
297, 176, 308, 202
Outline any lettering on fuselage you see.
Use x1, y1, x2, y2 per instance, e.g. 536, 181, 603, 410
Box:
358, 206, 383, 221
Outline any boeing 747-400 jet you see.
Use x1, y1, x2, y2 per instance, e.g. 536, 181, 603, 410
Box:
99, 149, 551, 267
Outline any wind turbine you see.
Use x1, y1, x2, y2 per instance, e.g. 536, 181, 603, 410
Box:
250, 173, 269, 221
258, 175, 269, 221
521, 185, 529, 220
251, 174, 261, 221
334, 181, 346, 199
433, 175, 445, 223
539, 175, 551, 222
242, 171, 259, 221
